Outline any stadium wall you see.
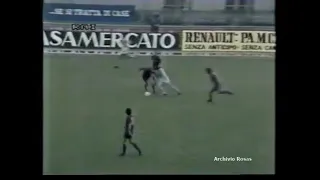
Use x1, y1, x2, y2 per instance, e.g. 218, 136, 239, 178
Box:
43, 0, 274, 26
43, 1, 275, 57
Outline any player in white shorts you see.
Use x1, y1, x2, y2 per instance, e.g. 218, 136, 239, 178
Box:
153, 60, 181, 96
119, 39, 134, 58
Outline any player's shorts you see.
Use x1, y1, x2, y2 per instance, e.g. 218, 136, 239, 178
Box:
211, 83, 221, 92
124, 133, 132, 139
143, 75, 156, 85
157, 78, 171, 86
142, 71, 151, 81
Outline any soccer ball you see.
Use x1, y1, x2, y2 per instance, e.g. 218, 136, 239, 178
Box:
144, 92, 151, 96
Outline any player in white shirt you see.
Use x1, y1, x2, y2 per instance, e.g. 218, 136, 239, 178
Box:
119, 39, 134, 58
153, 59, 181, 96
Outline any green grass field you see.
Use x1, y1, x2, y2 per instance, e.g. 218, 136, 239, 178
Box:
43, 54, 275, 175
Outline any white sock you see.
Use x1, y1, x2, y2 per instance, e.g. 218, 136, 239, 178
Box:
169, 84, 180, 93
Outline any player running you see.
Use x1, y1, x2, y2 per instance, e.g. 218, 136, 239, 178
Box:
136, 55, 161, 94
153, 59, 181, 96
119, 39, 134, 58
139, 67, 156, 94
119, 108, 142, 156
205, 68, 234, 103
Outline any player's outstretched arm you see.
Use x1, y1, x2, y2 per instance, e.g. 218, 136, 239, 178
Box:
139, 67, 150, 71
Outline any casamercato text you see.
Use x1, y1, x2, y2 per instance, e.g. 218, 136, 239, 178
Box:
43, 30, 178, 49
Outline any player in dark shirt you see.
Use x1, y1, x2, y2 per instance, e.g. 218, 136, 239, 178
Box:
120, 108, 142, 156
139, 67, 156, 93
151, 55, 161, 66
205, 68, 234, 103
136, 55, 161, 93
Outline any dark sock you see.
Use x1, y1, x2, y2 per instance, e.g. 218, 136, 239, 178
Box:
131, 143, 142, 155
144, 83, 148, 92
121, 144, 127, 155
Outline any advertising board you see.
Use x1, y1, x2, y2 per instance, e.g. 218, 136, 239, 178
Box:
43, 30, 180, 50
43, 4, 135, 23
182, 31, 275, 52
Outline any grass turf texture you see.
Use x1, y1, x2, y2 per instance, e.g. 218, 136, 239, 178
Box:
43, 54, 275, 174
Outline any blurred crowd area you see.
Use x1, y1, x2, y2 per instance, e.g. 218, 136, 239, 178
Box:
44, 0, 274, 26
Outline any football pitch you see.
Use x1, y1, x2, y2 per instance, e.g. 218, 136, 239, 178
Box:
43, 54, 275, 175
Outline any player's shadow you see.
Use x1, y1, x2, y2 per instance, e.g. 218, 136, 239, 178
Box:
118, 153, 142, 158
152, 93, 179, 97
